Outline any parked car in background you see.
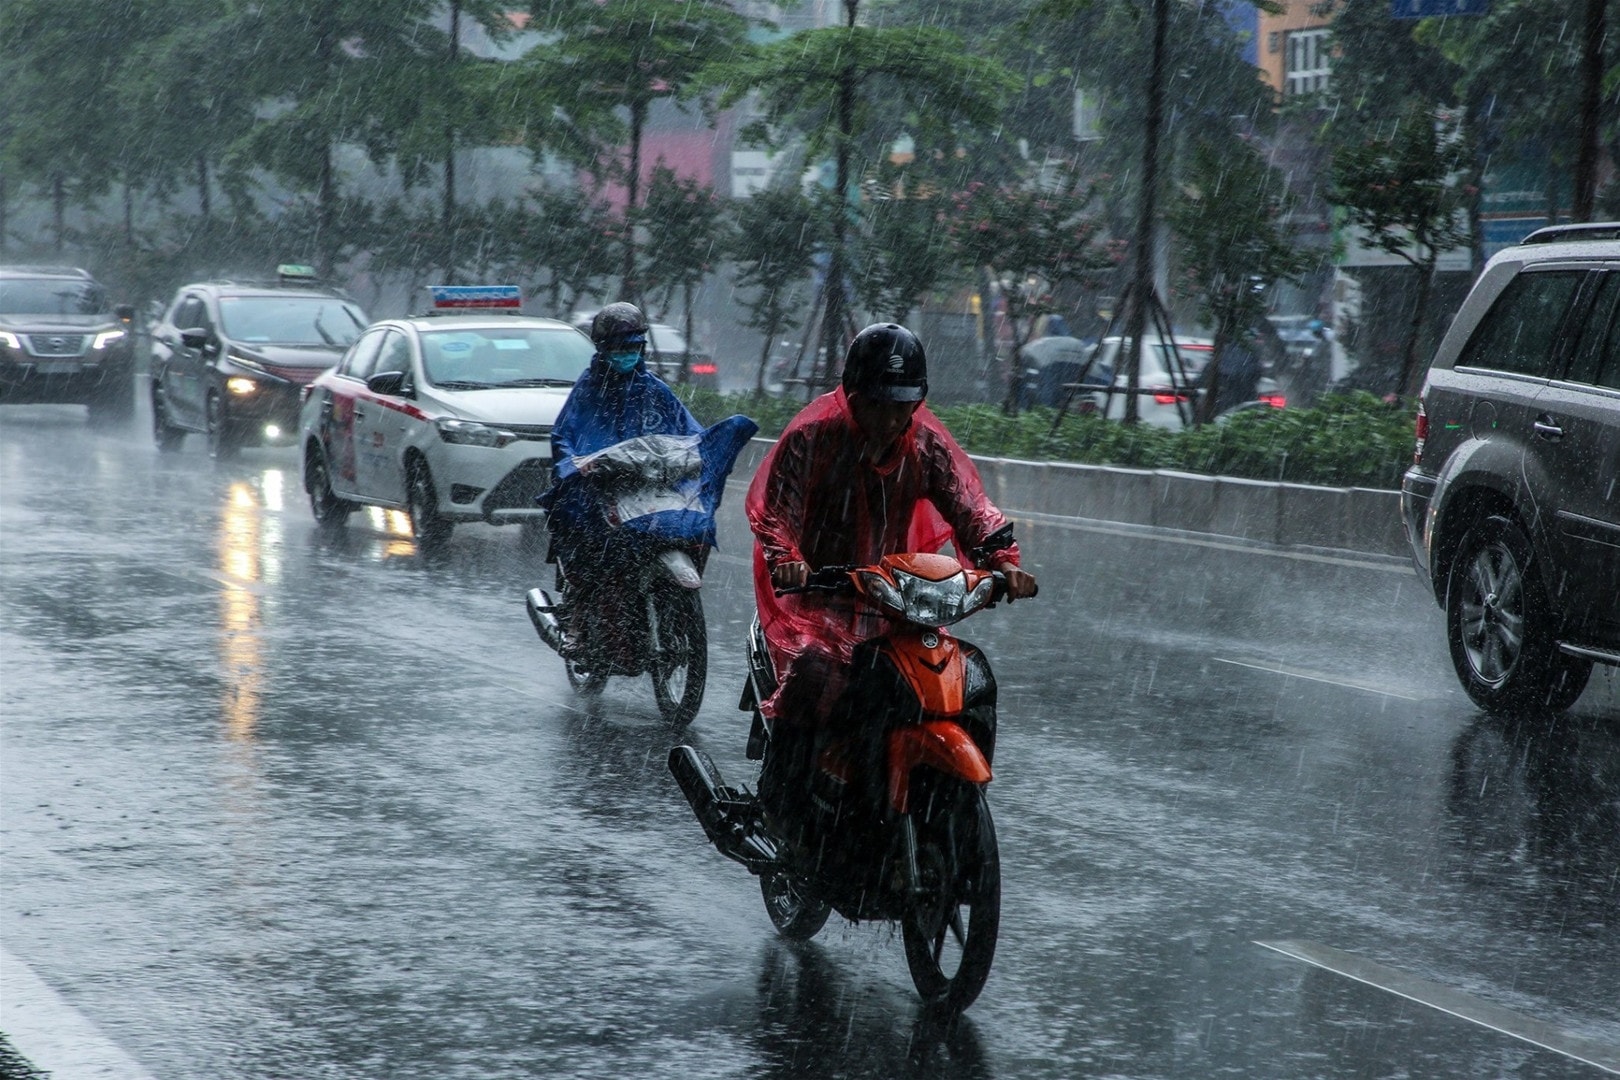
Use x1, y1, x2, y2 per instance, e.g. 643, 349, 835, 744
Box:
1401, 222, 1620, 713
571, 311, 720, 390
1036, 334, 1283, 428
0, 266, 136, 421
149, 266, 369, 458
302, 287, 594, 552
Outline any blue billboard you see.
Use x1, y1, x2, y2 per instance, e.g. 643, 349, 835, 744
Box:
1391, 0, 1489, 17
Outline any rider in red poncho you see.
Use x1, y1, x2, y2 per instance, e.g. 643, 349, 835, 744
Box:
746, 324, 1037, 806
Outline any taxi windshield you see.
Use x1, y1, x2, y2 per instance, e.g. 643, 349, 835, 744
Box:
422, 327, 593, 389
218, 296, 368, 346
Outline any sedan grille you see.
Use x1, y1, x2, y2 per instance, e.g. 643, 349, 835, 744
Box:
482, 459, 551, 513
25, 334, 88, 357
500, 423, 553, 442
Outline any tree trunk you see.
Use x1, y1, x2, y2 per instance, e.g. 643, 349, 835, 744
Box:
820, 1, 859, 394
443, 0, 461, 282
623, 98, 646, 300
1396, 256, 1436, 399
52, 174, 65, 252
0, 173, 7, 252
1122, 0, 1170, 425
318, 141, 337, 278
756, 310, 781, 398
1196, 318, 1228, 426
196, 154, 211, 219
124, 182, 135, 246
680, 281, 695, 384
1575, 0, 1605, 221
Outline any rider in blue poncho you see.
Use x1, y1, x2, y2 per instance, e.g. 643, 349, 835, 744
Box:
537, 303, 755, 656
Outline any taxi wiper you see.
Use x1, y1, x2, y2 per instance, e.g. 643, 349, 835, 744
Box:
434, 379, 494, 390
492, 378, 576, 387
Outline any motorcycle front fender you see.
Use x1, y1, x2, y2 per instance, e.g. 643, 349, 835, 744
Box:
886, 720, 992, 814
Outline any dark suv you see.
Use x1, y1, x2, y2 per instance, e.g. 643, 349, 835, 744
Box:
1402, 223, 1620, 714
149, 270, 368, 458
0, 266, 136, 420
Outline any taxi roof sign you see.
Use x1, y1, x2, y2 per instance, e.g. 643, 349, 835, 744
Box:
429, 284, 523, 309
277, 263, 319, 280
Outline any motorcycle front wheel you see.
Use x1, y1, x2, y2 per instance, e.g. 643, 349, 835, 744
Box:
649, 586, 707, 729
902, 784, 1001, 1012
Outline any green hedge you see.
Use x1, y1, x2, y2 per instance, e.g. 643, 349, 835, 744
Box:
675, 388, 1417, 490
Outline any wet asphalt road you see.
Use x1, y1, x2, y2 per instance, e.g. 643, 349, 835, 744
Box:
2, 401, 1617, 1079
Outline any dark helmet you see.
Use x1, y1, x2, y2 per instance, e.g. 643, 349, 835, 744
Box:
841, 323, 927, 402
590, 302, 649, 348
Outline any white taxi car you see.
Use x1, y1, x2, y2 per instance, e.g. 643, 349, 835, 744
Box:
298, 286, 593, 550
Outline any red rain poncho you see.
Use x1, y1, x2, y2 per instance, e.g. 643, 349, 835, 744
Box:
745, 387, 1020, 724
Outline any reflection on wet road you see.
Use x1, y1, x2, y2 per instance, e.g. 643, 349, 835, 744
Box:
1, 405, 1616, 1078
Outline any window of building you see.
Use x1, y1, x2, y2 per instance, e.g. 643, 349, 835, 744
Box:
1285, 27, 1331, 96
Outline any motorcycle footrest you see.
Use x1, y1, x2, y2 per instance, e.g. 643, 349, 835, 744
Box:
668, 745, 778, 870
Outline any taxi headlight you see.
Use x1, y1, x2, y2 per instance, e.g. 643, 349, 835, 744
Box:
436, 417, 515, 448
226, 376, 258, 395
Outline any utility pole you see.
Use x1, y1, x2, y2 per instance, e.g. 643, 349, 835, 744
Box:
444, 0, 462, 282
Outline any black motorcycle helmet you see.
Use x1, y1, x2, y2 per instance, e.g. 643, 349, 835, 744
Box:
589, 302, 649, 350
841, 323, 928, 402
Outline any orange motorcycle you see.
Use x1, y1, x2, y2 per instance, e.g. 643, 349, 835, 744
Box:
669, 525, 1032, 1012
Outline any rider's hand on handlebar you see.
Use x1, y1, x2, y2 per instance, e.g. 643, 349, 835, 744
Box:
771, 560, 810, 591
996, 561, 1038, 601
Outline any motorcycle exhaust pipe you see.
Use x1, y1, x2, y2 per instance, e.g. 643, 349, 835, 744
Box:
525, 588, 566, 654
668, 745, 777, 868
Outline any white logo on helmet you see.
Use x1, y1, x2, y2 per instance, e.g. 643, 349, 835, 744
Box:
886, 353, 906, 373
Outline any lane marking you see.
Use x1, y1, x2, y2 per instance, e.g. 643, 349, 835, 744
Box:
1212, 657, 1431, 702
1, 945, 158, 1080
1256, 940, 1620, 1074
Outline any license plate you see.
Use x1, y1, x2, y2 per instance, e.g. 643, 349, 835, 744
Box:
34, 362, 80, 375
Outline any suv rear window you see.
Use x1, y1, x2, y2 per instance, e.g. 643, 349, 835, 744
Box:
1457, 269, 1584, 378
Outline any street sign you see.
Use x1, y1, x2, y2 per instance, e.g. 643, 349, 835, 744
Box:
1391, 0, 1488, 17
428, 285, 522, 309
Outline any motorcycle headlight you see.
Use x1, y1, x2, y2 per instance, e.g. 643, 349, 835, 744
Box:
880, 570, 996, 627
856, 570, 905, 616
436, 417, 514, 448
92, 329, 127, 350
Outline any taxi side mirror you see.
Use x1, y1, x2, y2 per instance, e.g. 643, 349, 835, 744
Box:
179, 327, 216, 352
367, 371, 407, 397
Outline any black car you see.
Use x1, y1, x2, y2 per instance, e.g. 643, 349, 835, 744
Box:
0, 266, 136, 421
149, 269, 369, 458
1402, 222, 1620, 714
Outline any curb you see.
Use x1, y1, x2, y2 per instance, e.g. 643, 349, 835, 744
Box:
730, 438, 1408, 559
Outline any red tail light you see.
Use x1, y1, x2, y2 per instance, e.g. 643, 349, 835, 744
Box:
1413, 400, 1428, 463
689, 362, 717, 375
1258, 393, 1287, 408
1151, 388, 1189, 405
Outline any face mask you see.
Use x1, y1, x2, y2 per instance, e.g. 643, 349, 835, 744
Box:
606, 349, 641, 373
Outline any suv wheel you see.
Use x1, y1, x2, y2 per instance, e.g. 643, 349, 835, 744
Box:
1445, 514, 1591, 713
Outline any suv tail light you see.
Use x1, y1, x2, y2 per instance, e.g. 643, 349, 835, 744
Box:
1258, 392, 1287, 408
689, 362, 717, 375
1151, 387, 1189, 405
1413, 400, 1428, 464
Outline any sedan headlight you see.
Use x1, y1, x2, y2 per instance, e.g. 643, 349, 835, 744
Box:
92, 329, 127, 350
436, 417, 515, 448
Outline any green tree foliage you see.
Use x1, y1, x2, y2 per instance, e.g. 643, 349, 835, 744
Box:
1329, 104, 1472, 399
522, 0, 752, 296
945, 180, 1105, 413
641, 166, 731, 380
729, 188, 824, 396
1167, 137, 1313, 423
851, 165, 956, 324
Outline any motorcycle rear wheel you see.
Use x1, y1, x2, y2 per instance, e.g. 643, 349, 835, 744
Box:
760, 869, 831, 940
902, 785, 1000, 1012
650, 586, 707, 729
